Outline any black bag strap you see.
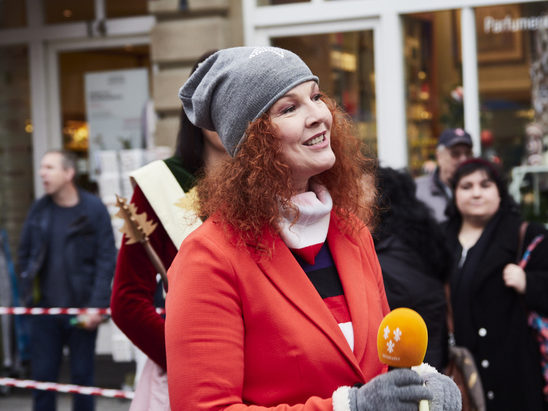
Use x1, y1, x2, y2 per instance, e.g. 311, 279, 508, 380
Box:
516, 221, 529, 264
444, 283, 456, 346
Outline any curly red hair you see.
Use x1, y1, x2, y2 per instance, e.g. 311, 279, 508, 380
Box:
196, 94, 377, 255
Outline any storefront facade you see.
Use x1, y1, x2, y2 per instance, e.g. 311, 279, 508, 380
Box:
2, 0, 548, 255
0, 0, 240, 255
0, 0, 154, 253
245, 0, 544, 167
244, 0, 548, 222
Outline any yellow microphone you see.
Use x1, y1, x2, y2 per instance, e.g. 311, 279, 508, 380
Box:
377, 307, 430, 411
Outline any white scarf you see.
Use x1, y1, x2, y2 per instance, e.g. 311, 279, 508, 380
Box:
278, 183, 333, 264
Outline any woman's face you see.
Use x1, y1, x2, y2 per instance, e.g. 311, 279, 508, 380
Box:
455, 169, 501, 223
268, 80, 335, 193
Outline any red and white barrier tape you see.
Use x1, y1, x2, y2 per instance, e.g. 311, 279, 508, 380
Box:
0, 307, 165, 315
0, 307, 110, 315
0, 377, 134, 399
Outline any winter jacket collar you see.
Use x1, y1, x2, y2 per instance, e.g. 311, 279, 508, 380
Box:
430, 168, 451, 199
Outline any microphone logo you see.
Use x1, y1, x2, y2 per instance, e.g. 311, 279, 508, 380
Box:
377, 308, 428, 368
382, 325, 402, 354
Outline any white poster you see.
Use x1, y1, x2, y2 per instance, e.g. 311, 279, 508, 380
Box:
84, 68, 149, 179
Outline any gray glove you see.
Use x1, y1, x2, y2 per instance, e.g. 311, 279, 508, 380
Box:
349, 369, 433, 411
422, 372, 462, 411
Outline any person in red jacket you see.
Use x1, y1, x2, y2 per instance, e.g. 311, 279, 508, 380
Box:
166, 46, 461, 410
110, 50, 228, 409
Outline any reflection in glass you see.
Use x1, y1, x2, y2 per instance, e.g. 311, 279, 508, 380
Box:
43, 0, 95, 24
475, 2, 548, 224
272, 31, 377, 155
475, 3, 544, 168
58, 45, 150, 192
0, 0, 26, 28
403, 11, 462, 176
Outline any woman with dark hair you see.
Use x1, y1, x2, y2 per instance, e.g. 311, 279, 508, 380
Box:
110, 50, 228, 409
165, 47, 460, 410
374, 166, 450, 371
175, 94, 226, 176
444, 158, 548, 411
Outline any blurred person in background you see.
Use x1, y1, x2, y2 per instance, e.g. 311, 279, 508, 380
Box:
416, 128, 473, 222
443, 158, 548, 411
18, 149, 116, 411
110, 50, 228, 410
374, 166, 451, 371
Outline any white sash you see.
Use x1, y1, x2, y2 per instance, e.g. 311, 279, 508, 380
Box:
130, 160, 201, 249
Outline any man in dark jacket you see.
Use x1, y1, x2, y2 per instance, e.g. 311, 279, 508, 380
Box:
415, 128, 473, 222
17, 149, 116, 411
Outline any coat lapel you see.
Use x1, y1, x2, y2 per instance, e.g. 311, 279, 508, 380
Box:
256, 223, 365, 379
327, 215, 372, 370
470, 216, 518, 293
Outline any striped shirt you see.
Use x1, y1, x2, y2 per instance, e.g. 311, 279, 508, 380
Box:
292, 242, 354, 350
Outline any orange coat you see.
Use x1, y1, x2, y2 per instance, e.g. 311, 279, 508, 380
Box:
165, 212, 390, 410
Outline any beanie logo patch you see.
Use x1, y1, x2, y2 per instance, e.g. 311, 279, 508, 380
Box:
249, 47, 284, 59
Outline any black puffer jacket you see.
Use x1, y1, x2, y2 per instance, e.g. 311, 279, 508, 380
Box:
375, 234, 448, 370
444, 211, 548, 411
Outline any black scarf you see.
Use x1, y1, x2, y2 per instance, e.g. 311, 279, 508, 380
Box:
446, 210, 503, 347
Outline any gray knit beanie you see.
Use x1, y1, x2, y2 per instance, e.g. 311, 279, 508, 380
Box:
179, 46, 318, 156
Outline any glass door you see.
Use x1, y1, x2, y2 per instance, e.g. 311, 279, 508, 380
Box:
56, 45, 151, 193
272, 29, 377, 156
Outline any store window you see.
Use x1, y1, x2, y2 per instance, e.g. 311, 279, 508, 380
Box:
403, 11, 463, 176
272, 31, 377, 155
0, 0, 26, 28
58, 45, 151, 193
106, 0, 148, 18
0, 46, 32, 256
257, 0, 309, 6
43, 0, 95, 24
473, 2, 548, 223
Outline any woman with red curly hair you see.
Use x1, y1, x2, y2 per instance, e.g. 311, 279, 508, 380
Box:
165, 47, 457, 411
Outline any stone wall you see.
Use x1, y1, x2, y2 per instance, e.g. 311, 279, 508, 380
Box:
148, 0, 243, 150
0, 45, 33, 258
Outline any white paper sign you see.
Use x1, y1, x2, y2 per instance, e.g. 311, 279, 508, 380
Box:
84, 68, 149, 179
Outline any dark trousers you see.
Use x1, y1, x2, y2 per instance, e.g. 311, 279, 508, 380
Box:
30, 315, 97, 411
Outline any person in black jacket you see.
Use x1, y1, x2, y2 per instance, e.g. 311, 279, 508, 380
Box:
444, 158, 548, 411
374, 166, 450, 371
